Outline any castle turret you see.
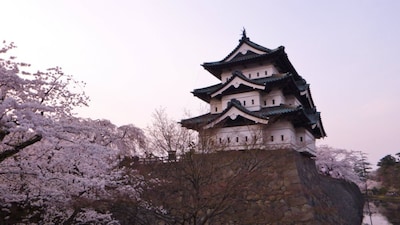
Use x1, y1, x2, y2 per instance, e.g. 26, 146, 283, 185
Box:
181, 31, 326, 156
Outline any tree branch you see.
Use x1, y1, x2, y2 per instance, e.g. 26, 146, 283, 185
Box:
0, 134, 42, 163
0, 129, 10, 142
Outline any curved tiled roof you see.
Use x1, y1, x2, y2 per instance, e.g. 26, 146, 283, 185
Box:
256, 105, 302, 117
192, 72, 302, 103
227, 50, 260, 63
181, 103, 326, 138
183, 33, 326, 139
209, 71, 265, 97
220, 36, 274, 62
180, 113, 219, 129
202, 47, 285, 79
223, 99, 269, 121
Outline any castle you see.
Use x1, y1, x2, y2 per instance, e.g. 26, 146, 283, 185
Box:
181, 31, 326, 156
137, 33, 364, 225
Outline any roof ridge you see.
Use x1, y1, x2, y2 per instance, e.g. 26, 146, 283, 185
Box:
217, 35, 278, 63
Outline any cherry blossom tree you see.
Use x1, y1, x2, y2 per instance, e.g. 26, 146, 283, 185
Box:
0, 42, 147, 223
0, 41, 89, 163
315, 145, 371, 186
0, 118, 147, 223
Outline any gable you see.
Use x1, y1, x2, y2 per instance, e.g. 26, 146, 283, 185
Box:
204, 106, 268, 129
224, 43, 268, 62
211, 75, 265, 98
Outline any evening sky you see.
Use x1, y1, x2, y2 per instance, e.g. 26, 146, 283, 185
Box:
2, 0, 399, 167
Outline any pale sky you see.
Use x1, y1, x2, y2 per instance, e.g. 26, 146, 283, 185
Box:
1, 0, 400, 167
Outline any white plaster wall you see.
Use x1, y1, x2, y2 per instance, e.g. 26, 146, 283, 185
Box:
261, 89, 286, 107
239, 65, 279, 80
221, 91, 261, 111
221, 73, 232, 83
263, 121, 296, 146
210, 121, 303, 151
295, 128, 316, 153
210, 98, 222, 114
214, 124, 265, 149
205, 121, 317, 152
304, 129, 316, 152
220, 64, 279, 83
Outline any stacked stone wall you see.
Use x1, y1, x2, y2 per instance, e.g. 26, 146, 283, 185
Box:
137, 149, 364, 224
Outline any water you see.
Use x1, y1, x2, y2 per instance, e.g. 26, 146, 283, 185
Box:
363, 212, 392, 225
363, 200, 399, 225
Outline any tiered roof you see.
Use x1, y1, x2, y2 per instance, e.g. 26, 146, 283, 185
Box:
202, 31, 300, 80
181, 100, 326, 138
181, 31, 326, 139
193, 71, 315, 109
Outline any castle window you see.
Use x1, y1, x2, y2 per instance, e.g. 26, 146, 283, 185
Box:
245, 136, 248, 142
271, 136, 274, 142
281, 135, 284, 141
219, 137, 222, 143
236, 137, 239, 142
243, 100, 246, 106
265, 70, 268, 75
228, 137, 230, 143
257, 72, 259, 77
215, 107, 218, 112
251, 99, 254, 104
264, 100, 267, 106
300, 137, 303, 142
272, 99, 275, 105
249, 73, 251, 78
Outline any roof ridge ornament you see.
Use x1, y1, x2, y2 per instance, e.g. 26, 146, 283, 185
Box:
241, 27, 249, 41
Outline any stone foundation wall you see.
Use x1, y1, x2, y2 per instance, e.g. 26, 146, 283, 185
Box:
137, 149, 364, 225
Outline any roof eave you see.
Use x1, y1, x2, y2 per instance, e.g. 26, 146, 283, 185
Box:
202, 46, 286, 80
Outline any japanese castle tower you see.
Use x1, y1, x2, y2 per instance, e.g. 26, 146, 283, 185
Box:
181, 31, 326, 156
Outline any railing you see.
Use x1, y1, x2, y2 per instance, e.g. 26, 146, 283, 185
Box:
136, 151, 179, 164
137, 156, 178, 164
135, 143, 316, 165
